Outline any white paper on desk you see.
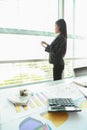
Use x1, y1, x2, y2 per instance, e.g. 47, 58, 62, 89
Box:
73, 81, 87, 97
77, 87, 87, 97
8, 94, 32, 105
45, 83, 85, 100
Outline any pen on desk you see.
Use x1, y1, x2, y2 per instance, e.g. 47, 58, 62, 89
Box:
73, 81, 87, 88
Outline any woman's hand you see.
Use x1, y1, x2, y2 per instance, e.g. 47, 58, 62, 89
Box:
41, 41, 48, 48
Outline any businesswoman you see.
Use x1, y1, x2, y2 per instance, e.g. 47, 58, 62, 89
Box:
41, 19, 67, 80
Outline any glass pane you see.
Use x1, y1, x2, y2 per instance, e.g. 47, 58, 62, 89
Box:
64, 0, 73, 34
0, 60, 74, 88
0, 34, 54, 60
18, 0, 58, 31
65, 39, 73, 58
64, 38, 73, 78
0, 61, 53, 87
0, 0, 18, 28
75, 0, 87, 36
0, 0, 58, 32
74, 39, 87, 58
74, 59, 87, 68
64, 59, 73, 78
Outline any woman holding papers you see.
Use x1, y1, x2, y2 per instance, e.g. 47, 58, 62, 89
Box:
41, 19, 67, 80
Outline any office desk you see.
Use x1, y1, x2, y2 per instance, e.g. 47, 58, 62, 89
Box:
0, 77, 87, 130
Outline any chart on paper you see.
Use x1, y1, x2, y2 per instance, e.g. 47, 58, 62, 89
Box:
14, 92, 48, 113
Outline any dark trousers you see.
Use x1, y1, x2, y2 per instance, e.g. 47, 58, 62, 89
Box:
53, 64, 64, 81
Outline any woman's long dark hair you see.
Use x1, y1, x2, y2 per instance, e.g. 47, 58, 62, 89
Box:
56, 19, 67, 39
56, 19, 67, 56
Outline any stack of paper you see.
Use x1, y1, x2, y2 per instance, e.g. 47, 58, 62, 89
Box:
8, 94, 32, 105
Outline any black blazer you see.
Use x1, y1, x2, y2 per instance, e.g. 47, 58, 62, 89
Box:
45, 34, 67, 65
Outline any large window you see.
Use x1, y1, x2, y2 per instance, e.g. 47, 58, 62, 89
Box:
0, 0, 58, 61
0, 0, 58, 87
64, 0, 87, 76
75, 0, 87, 58
0, 0, 87, 88
75, 0, 87, 37
0, 0, 58, 31
0, 34, 54, 60
74, 0, 87, 68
